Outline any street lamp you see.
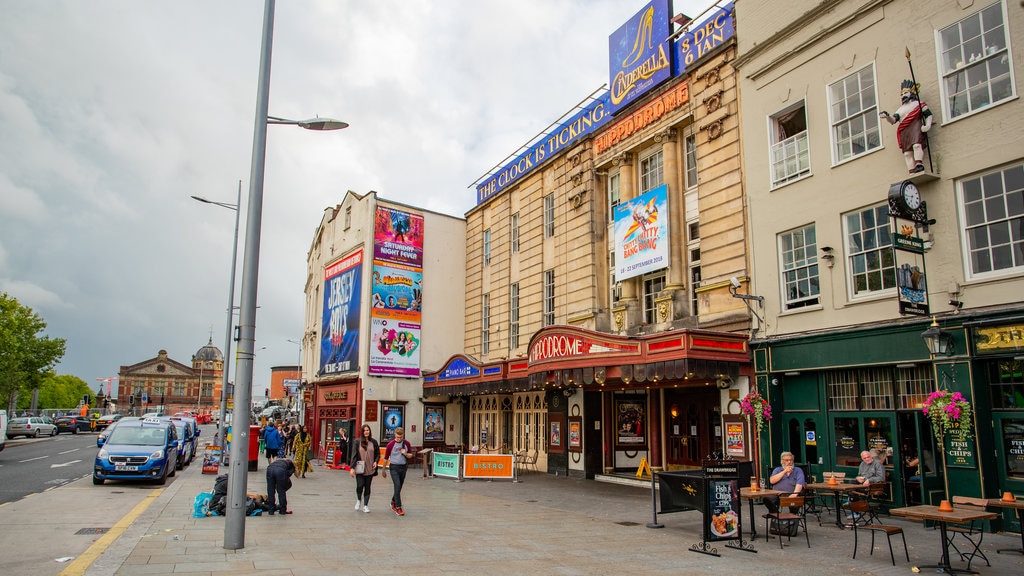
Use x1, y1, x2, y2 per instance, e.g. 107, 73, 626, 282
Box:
286, 337, 302, 419
921, 316, 955, 356
224, 0, 347, 551
192, 181, 242, 439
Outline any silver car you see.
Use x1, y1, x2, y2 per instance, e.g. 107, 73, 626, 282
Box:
6, 416, 58, 439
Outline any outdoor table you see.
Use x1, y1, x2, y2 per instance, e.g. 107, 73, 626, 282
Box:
805, 481, 868, 528
985, 497, 1024, 556
739, 487, 782, 537
890, 504, 997, 575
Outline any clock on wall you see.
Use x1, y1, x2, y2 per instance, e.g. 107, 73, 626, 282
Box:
888, 180, 922, 217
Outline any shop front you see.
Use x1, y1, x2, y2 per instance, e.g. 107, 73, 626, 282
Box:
423, 325, 751, 480
312, 377, 360, 465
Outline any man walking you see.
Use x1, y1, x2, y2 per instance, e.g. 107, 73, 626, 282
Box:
264, 422, 283, 463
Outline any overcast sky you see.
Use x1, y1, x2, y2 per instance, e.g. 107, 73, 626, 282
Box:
0, 0, 717, 399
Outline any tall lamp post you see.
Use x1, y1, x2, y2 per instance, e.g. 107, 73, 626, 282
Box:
192, 181, 242, 437
286, 338, 302, 420
224, 0, 347, 551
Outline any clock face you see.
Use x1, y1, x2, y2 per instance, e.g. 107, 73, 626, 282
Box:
903, 182, 921, 210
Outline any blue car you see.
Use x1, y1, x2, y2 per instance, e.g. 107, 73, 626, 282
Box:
162, 417, 198, 469
93, 417, 179, 485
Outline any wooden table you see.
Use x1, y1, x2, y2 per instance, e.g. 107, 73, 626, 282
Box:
739, 487, 782, 537
986, 497, 1024, 556
890, 504, 997, 575
805, 481, 868, 528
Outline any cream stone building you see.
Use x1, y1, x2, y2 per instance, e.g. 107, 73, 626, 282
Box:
734, 0, 1024, 520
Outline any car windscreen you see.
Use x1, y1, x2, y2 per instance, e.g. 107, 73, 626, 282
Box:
10, 418, 28, 425
107, 426, 166, 446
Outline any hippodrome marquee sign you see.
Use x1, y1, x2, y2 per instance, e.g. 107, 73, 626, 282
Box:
475, 0, 735, 206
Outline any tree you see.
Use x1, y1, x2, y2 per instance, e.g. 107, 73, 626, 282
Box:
26, 374, 91, 412
0, 293, 66, 413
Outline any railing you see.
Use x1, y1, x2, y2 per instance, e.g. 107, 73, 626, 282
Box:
771, 131, 810, 187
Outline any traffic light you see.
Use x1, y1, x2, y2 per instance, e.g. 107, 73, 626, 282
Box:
129, 394, 135, 406
84, 394, 91, 406
265, 387, 269, 398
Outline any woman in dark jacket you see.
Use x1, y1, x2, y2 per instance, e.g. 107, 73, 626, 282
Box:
348, 424, 380, 513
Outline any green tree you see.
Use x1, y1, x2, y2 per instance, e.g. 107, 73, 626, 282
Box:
28, 374, 91, 412
0, 293, 66, 413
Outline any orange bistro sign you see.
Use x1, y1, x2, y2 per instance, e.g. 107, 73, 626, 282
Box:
595, 81, 689, 154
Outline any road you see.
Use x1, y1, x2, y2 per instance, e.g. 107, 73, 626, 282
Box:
0, 433, 98, 504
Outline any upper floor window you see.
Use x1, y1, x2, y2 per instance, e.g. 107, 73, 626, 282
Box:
828, 64, 881, 164
543, 269, 555, 326
639, 150, 664, 194
544, 194, 555, 238
769, 102, 810, 188
509, 283, 520, 349
779, 225, 820, 310
510, 212, 520, 254
642, 271, 665, 324
481, 294, 490, 354
685, 133, 698, 188
938, 1, 1015, 121
607, 172, 620, 223
845, 204, 895, 296
344, 206, 352, 230
960, 162, 1024, 277
483, 228, 491, 265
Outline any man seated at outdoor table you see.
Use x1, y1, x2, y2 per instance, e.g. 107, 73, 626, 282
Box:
764, 451, 805, 513
855, 450, 885, 486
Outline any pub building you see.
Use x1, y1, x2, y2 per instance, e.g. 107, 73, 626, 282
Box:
423, 2, 760, 479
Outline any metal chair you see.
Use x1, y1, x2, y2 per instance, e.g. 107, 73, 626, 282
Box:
948, 496, 991, 570
849, 499, 908, 566
763, 496, 810, 548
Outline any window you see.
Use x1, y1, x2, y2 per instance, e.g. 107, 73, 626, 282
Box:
483, 228, 491, 265
779, 225, 820, 309
685, 133, 698, 188
769, 102, 810, 187
153, 381, 166, 397
543, 269, 555, 326
509, 283, 520, 349
481, 294, 490, 354
344, 206, 351, 230
897, 366, 935, 410
690, 262, 701, 315
173, 381, 186, 397
688, 219, 700, 315
826, 368, 895, 411
961, 163, 1024, 277
607, 172, 620, 222
608, 248, 619, 304
639, 150, 664, 193
642, 272, 665, 324
202, 382, 214, 399
544, 194, 555, 238
845, 204, 896, 296
510, 213, 520, 254
938, 1, 1014, 120
688, 221, 700, 242
828, 64, 881, 163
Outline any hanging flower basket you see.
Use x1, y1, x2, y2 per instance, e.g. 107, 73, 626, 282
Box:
922, 390, 973, 440
740, 391, 772, 432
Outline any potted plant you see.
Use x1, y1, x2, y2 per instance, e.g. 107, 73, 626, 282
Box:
922, 390, 973, 440
740, 391, 772, 432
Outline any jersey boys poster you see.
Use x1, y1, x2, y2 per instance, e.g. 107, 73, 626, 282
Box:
320, 251, 362, 375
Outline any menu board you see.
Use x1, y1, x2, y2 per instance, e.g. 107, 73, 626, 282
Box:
707, 479, 740, 541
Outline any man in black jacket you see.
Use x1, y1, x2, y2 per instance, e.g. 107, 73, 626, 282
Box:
266, 458, 296, 515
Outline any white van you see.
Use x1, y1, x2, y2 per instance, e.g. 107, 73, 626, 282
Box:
0, 410, 8, 453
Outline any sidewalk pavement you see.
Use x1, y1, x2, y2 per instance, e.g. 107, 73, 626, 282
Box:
16, 454, 1024, 576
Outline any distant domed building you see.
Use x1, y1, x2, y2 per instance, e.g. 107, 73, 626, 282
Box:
117, 338, 224, 417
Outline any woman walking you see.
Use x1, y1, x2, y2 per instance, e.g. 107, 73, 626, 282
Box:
293, 425, 313, 478
349, 424, 380, 513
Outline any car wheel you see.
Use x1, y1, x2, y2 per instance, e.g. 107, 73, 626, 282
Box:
169, 463, 176, 477
72, 427, 78, 434
93, 476, 104, 485
156, 465, 168, 485
33, 429, 40, 438
50, 427, 57, 437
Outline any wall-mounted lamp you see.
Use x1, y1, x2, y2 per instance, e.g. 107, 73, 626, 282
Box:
771, 377, 780, 386
562, 387, 577, 398
921, 316, 955, 356
670, 403, 679, 418
820, 246, 835, 268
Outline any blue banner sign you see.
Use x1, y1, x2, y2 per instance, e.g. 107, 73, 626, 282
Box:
608, 0, 671, 113
673, 3, 735, 77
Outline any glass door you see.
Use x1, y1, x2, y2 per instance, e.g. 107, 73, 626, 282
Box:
896, 411, 942, 506
830, 412, 897, 503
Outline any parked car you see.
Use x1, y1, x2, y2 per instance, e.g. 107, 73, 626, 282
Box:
162, 417, 198, 469
6, 416, 58, 439
94, 414, 123, 430
93, 417, 179, 485
0, 410, 7, 452
55, 414, 92, 434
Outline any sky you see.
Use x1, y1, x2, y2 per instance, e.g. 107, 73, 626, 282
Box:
0, 0, 719, 399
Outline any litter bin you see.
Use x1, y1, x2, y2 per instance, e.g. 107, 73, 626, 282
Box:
247, 425, 261, 471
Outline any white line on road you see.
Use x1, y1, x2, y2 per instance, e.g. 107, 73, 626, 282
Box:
51, 459, 82, 468
58, 448, 80, 455
19, 456, 49, 463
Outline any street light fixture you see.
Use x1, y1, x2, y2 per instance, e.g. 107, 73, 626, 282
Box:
286, 338, 302, 419
224, 0, 347, 551
192, 181, 242, 442
921, 316, 955, 356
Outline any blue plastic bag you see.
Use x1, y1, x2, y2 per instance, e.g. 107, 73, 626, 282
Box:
193, 492, 213, 518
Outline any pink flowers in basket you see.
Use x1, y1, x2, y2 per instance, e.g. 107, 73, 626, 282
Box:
922, 390, 973, 440
740, 391, 772, 432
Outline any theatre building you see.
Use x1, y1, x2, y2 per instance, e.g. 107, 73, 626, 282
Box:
424, 2, 757, 479
733, 0, 1024, 530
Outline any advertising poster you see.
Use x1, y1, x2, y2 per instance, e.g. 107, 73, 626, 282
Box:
368, 319, 421, 377
423, 406, 445, 443
615, 184, 669, 281
725, 421, 745, 457
707, 479, 740, 542
381, 404, 404, 443
373, 206, 424, 267
201, 445, 222, 474
370, 263, 422, 321
320, 251, 362, 375
607, 0, 671, 113
616, 398, 646, 448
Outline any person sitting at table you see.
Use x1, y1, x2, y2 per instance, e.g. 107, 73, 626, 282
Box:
764, 451, 805, 513
856, 450, 885, 486
907, 448, 934, 482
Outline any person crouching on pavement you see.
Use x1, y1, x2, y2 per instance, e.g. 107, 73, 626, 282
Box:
266, 457, 296, 515
384, 426, 413, 516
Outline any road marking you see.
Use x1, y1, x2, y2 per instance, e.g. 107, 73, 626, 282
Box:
19, 455, 49, 463
51, 459, 83, 468
59, 448, 80, 455
58, 488, 164, 576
